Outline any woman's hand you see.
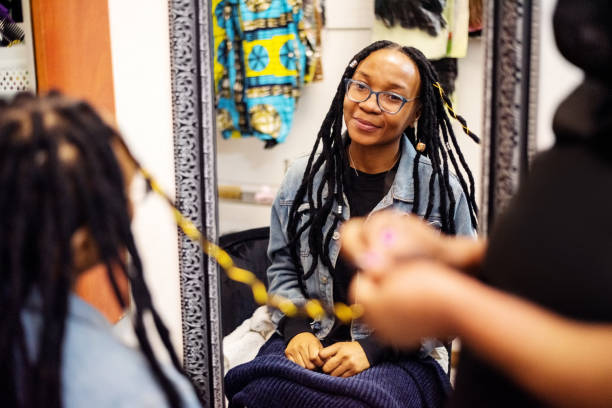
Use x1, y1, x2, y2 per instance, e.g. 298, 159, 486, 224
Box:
285, 332, 324, 370
340, 211, 486, 280
318, 341, 370, 377
349, 260, 464, 348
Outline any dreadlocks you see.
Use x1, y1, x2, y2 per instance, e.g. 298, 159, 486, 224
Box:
286, 40, 479, 292
0, 92, 188, 408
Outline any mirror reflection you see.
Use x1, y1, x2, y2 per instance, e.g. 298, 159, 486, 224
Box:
214, 0, 485, 405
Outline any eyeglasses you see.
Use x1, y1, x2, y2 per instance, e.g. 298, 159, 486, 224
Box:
344, 78, 418, 114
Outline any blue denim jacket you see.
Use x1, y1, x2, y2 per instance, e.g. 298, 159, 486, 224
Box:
19, 294, 201, 407
267, 135, 475, 340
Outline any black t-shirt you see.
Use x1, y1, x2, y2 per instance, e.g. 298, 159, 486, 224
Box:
281, 155, 399, 365
449, 142, 612, 407
333, 160, 398, 307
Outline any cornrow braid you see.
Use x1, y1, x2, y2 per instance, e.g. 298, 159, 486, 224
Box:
287, 41, 479, 295
0, 92, 191, 408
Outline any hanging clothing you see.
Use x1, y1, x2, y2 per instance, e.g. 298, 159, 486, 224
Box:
372, 0, 468, 96
214, 0, 314, 148
302, 0, 324, 82
372, 0, 470, 60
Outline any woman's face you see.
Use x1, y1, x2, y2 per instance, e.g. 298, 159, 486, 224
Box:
343, 48, 421, 148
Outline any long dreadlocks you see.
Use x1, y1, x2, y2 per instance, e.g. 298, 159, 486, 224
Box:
0, 92, 189, 408
286, 40, 479, 293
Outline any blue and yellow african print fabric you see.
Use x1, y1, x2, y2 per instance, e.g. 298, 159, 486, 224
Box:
214, 0, 318, 147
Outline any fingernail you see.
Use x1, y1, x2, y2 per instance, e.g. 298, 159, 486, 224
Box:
381, 227, 396, 247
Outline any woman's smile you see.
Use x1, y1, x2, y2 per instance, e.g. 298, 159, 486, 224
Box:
352, 116, 382, 132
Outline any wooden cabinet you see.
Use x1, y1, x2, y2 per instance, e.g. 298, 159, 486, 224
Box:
31, 0, 115, 115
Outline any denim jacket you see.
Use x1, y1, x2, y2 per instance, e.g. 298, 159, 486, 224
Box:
267, 135, 475, 341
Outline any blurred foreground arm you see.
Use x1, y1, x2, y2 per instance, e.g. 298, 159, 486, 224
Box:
342, 213, 612, 408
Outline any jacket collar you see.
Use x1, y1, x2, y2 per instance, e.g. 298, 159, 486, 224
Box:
317, 134, 422, 203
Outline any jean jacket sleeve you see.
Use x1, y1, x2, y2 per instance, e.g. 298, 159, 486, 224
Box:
453, 189, 477, 237
266, 176, 309, 331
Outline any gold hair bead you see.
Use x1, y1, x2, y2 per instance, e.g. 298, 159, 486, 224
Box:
416, 142, 426, 152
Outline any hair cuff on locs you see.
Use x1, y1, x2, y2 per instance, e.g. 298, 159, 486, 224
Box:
349, 59, 358, 68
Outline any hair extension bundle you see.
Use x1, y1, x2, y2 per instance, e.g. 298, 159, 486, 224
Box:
374, 0, 446, 36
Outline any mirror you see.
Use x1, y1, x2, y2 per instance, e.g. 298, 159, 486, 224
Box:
164, 0, 541, 405
213, 1, 485, 401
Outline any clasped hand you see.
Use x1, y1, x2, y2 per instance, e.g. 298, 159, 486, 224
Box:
285, 332, 370, 378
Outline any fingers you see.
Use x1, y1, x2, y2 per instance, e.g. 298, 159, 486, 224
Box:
349, 272, 376, 308
339, 218, 367, 264
295, 353, 308, 369
321, 354, 342, 375
318, 342, 340, 360
342, 211, 448, 280
285, 332, 323, 370
309, 343, 324, 367
330, 362, 350, 377
341, 370, 356, 378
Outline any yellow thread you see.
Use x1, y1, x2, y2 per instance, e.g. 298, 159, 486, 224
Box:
433, 82, 471, 136
228, 267, 255, 284
138, 168, 363, 323
252, 281, 268, 304
304, 299, 325, 320
334, 302, 354, 325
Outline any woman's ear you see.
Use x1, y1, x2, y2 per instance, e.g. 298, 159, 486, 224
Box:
412, 104, 422, 127
70, 227, 100, 273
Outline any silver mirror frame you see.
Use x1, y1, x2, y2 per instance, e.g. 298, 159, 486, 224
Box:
168, 0, 541, 405
480, 0, 540, 234
168, 0, 223, 406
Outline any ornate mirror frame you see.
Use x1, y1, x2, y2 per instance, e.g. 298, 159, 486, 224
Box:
168, 0, 222, 406
480, 0, 541, 234
167, 0, 541, 406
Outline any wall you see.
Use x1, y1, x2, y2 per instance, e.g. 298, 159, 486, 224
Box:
217, 0, 485, 234
107, 0, 182, 357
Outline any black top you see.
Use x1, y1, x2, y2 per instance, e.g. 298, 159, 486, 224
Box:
449, 126, 612, 405
281, 154, 399, 365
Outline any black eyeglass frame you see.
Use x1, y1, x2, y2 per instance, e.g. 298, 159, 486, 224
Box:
344, 78, 419, 114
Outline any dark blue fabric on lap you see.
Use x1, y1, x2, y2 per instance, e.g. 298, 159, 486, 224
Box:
225, 335, 451, 408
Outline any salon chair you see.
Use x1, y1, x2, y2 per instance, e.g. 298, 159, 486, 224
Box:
219, 227, 272, 337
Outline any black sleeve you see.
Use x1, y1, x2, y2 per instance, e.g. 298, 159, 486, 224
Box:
356, 335, 387, 366
279, 316, 314, 344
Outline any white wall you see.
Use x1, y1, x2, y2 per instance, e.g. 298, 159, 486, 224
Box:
217, 1, 485, 234
107, 0, 182, 358
536, 0, 583, 150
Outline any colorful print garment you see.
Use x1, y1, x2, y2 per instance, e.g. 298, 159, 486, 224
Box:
214, 0, 317, 148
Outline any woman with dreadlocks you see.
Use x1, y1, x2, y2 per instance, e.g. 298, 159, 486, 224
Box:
0, 92, 200, 407
224, 40, 478, 407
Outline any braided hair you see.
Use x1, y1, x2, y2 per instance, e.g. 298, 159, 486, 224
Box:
286, 41, 479, 293
0, 92, 189, 408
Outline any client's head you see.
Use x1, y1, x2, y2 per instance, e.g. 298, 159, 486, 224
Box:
0, 92, 184, 408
